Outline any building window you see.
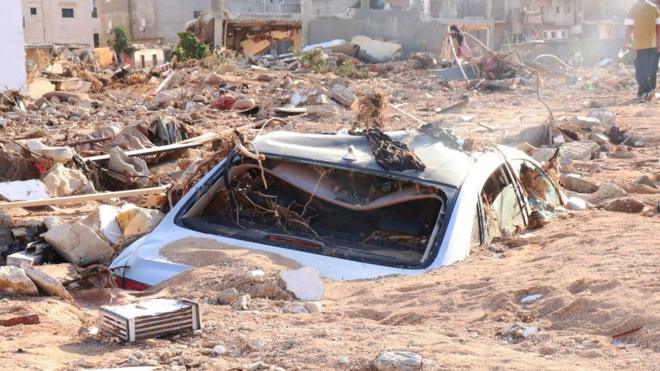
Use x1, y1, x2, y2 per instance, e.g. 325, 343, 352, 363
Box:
94, 33, 100, 48
62, 8, 74, 18
555, 6, 560, 14
152, 54, 158, 66
92, 7, 98, 18
193, 10, 201, 18
141, 55, 146, 68
30, 7, 37, 15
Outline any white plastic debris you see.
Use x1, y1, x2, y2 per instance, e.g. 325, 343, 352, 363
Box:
520, 294, 543, 305
279, 266, 325, 301
26, 140, 75, 163
0, 180, 50, 201
566, 197, 587, 210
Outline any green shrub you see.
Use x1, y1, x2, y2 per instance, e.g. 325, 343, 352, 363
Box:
336, 61, 368, 79
294, 49, 327, 74
172, 32, 209, 61
108, 26, 136, 62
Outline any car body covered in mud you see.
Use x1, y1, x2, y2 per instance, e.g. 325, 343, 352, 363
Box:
110, 130, 565, 288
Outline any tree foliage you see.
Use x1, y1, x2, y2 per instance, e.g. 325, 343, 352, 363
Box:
108, 26, 136, 60
172, 32, 209, 61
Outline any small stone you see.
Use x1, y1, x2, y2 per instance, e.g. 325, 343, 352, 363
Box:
279, 266, 325, 301
374, 351, 423, 371
211, 345, 226, 356
566, 197, 587, 210
246, 269, 265, 283
561, 174, 599, 194
193, 329, 203, 336
338, 356, 351, 366
303, 301, 323, 313
520, 294, 543, 305
603, 198, 645, 214
160, 351, 173, 361
589, 183, 627, 205
522, 326, 539, 338
289, 305, 308, 314
232, 294, 251, 311
216, 288, 240, 305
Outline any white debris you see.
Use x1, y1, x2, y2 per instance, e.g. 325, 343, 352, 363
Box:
26, 140, 75, 163
0, 179, 50, 201
303, 301, 323, 313
351, 35, 402, 62
566, 197, 587, 210
116, 206, 164, 236
520, 294, 543, 305
522, 326, 539, 338
212, 344, 226, 356
232, 294, 251, 311
246, 269, 266, 283
43, 216, 63, 230
108, 147, 150, 178
82, 205, 122, 244
42, 163, 95, 197
0, 266, 39, 296
279, 266, 325, 301
374, 351, 423, 371
42, 222, 115, 265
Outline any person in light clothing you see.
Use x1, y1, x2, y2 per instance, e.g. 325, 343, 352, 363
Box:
624, 0, 660, 99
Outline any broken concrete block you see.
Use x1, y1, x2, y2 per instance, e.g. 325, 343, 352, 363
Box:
26, 140, 75, 163
0, 311, 40, 327
108, 147, 150, 178
351, 36, 402, 62
589, 183, 627, 205
559, 141, 600, 163
328, 84, 356, 107
566, 197, 587, 210
569, 115, 601, 130
589, 132, 610, 145
82, 205, 122, 245
279, 266, 324, 301
0, 266, 39, 296
588, 109, 616, 128
216, 287, 240, 305
42, 222, 115, 265
23, 266, 79, 307
560, 174, 598, 194
603, 198, 645, 214
6, 251, 45, 267
42, 163, 95, 197
27, 78, 55, 100
116, 206, 164, 236
43, 216, 63, 230
0, 179, 50, 201
374, 351, 423, 371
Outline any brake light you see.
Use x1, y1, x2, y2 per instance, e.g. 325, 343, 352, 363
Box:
114, 276, 151, 291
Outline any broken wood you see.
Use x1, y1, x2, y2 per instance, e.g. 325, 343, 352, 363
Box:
434, 98, 470, 114
478, 123, 495, 132
387, 103, 428, 126
0, 185, 169, 209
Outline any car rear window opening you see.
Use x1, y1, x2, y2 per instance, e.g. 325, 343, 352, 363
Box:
179, 158, 447, 267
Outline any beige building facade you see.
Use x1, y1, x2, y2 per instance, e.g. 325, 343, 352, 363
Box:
22, 0, 101, 46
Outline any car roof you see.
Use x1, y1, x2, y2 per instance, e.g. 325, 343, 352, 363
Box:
252, 130, 477, 188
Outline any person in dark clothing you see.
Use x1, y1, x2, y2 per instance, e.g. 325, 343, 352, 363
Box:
624, 0, 660, 100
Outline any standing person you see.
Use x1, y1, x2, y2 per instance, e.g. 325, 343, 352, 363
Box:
624, 0, 660, 100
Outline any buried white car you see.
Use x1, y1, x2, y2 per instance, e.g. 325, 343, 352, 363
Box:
110, 130, 565, 289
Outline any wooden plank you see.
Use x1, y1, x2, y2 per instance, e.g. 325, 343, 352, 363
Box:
0, 185, 169, 209
83, 142, 203, 162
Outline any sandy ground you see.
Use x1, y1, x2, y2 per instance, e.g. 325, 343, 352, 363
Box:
1, 65, 659, 370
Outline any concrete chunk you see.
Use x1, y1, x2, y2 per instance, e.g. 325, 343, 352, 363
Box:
42, 222, 115, 265
279, 266, 324, 301
42, 163, 95, 197
0, 266, 39, 296
26, 140, 75, 163
374, 351, 423, 371
108, 147, 150, 178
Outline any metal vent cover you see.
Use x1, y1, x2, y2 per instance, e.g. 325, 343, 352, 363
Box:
100, 299, 201, 342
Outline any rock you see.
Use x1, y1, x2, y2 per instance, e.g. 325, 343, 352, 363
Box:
289, 304, 308, 314
25, 140, 75, 163
246, 269, 265, 283
603, 198, 645, 214
303, 301, 323, 313
22, 266, 78, 307
559, 141, 599, 163
520, 294, 543, 305
279, 266, 325, 301
589, 132, 610, 145
108, 147, 150, 178
248, 338, 265, 351
216, 287, 240, 305
589, 183, 627, 205
43, 216, 62, 230
569, 115, 601, 130
27, 78, 56, 100
232, 294, 251, 311
116, 206, 164, 236
212, 345, 226, 356
560, 174, 598, 194
635, 175, 658, 189
374, 351, 423, 371
500, 323, 539, 341
82, 205, 122, 244
42, 222, 115, 265
588, 109, 616, 128
0, 180, 50, 201
566, 197, 587, 210
232, 98, 257, 112
328, 84, 356, 107
0, 266, 39, 296
41, 164, 95, 197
